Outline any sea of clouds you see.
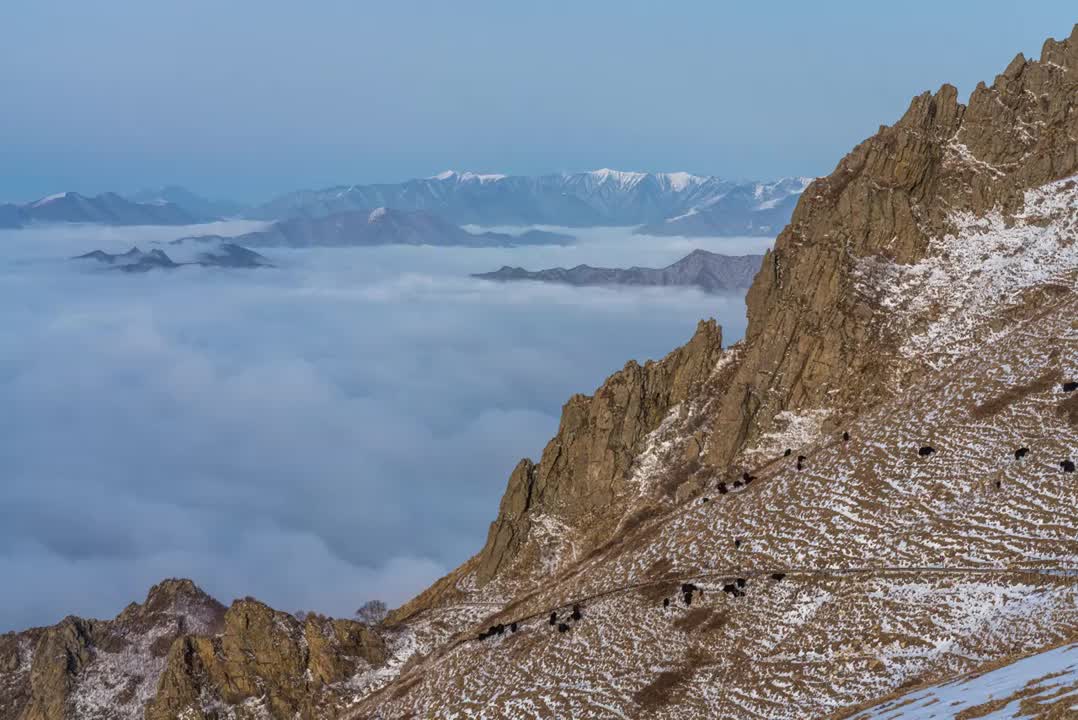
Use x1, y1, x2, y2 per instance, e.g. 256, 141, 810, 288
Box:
0, 222, 770, 631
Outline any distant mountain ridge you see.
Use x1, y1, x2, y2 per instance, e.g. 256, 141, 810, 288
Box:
473, 249, 763, 293
73, 237, 272, 272
634, 177, 810, 236
0, 191, 201, 228
127, 186, 245, 220
186, 207, 575, 248
247, 169, 811, 234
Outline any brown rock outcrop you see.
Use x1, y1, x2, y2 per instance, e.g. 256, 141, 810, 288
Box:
0, 578, 225, 720
146, 598, 387, 720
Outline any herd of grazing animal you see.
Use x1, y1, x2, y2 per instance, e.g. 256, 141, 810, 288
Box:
474, 379, 1078, 646
918, 440, 1074, 475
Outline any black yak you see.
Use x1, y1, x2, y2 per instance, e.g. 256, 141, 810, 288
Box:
796, 455, 806, 470
995, 479, 1002, 489
557, 623, 570, 633
842, 431, 850, 442
718, 482, 729, 495
736, 578, 747, 588
663, 597, 670, 608
549, 612, 557, 626
511, 622, 518, 633
784, 448, 792, 457
1014, 447, 1029, 460
1063, 381, 1077, 392
734, 538, 742, 549
702, 497, 710, 503
1062, 460, 1076, 473
771, 573, 785, 581
919, 446, 936, 457
722, 583, 738, 596
571, 604, 582, 621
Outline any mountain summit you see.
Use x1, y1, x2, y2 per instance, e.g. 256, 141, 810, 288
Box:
2, 24, 1078, 720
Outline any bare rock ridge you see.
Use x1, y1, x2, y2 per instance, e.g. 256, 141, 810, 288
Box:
471, 249, 765, 294
391, 318, 725, 621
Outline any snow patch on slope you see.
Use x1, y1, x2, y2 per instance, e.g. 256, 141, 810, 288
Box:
854, 174, 1078, 368
854, 643, 1078, 719
741, 408, 832, 465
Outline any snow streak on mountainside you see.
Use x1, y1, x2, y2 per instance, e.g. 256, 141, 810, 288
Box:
247, 170, 810, 234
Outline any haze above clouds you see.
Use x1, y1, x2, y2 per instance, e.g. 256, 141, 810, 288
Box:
0, 225, 766, 630
3, 2, 1076, 202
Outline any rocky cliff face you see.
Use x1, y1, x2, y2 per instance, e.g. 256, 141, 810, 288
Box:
702, 31, 1078, 469
391, 318, 726, 621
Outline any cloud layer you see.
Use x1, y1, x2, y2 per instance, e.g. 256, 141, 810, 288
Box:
0, 223, 759, 630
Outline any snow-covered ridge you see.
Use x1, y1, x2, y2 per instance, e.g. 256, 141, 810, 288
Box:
853, 643, 1078, 719
252, 168, 813, 234
30, 191, 73, 207
431, 170, 508, 183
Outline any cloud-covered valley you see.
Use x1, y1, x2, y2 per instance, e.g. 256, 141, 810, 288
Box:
0, 223, 766, 631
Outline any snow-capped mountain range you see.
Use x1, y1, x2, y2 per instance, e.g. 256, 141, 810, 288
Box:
4, 172, 809, 237
0, 191, 202, 229
247, 169, 813, 234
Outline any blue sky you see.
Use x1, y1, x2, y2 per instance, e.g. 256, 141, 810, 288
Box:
1, 1, 1075, 203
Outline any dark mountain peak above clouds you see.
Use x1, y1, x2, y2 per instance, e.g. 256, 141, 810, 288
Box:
73, 238, 272, 271
0, 191, 202, 228
247, 169, 812, 233
473, 249, 764, 293
192, 207, 575, 248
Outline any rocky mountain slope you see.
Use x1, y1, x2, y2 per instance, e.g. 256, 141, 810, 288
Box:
0, 192, 201, 228
246, 169, 809, 233
187, 207, 574, 248
473, 249, 764, 293
2, 24, 1078, 720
